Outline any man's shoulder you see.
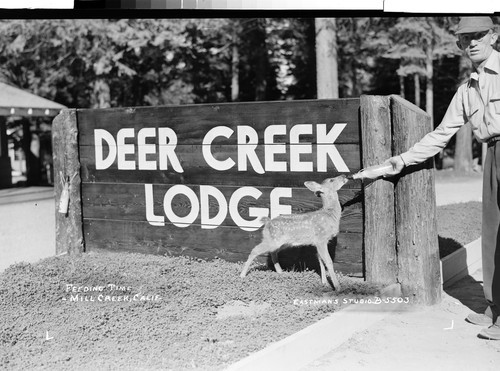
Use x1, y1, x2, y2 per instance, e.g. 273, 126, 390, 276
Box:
452, 79, 472, 102
456, 79, 470, 91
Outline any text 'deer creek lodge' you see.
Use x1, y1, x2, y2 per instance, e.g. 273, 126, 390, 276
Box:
93, 123, 350, 231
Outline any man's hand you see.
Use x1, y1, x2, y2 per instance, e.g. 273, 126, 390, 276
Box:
383, 156, 405, 177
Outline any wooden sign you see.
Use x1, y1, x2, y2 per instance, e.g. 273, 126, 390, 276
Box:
74, 99, 363, 274
55, 96, 442, 304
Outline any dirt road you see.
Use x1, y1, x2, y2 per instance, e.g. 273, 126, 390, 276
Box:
301, 269, 500, 371
0, 187, 55, 272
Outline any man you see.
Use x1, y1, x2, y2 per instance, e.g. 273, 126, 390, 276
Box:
386, 16, 500, 340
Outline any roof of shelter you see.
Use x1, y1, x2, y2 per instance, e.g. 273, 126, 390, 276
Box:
0, 82, 66, 117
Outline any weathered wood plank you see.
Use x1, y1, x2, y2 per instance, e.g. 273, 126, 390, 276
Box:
360, 95, 397, 284
77, 99, 360, 146
81, 182, 363, 232
83, 218, 363, 275
52, 109, 85, 255
81, 168, 361, 189
391, 95, 441, 305
79, 143, 362, 185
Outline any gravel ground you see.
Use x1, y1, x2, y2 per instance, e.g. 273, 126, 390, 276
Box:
0, 172, 484, 370
302, 288, 500, 371
437, 201, 481, 258
0, 251, 381, 370
434, 170, 482, 206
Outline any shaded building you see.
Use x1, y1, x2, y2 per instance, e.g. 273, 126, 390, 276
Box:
0, 82, 66, 188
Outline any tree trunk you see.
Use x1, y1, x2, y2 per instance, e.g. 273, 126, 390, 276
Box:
231, 28, 240, 102
454, 55, 473, 172
425, 46, 433, 126
315, 18, 339, 99
399, 74, 405, 99
414, 73, 420, 108
349, 18, 358, 97
254, 19, 267, 101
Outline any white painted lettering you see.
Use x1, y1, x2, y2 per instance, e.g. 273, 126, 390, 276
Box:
202, 126, 235, 171
264, 125, 287, 172
138, 128, 157, 170
317, 123, 349, 172
200, 185, 228, 229
145, 184, 165, 226
229, 187, 268, 231
290, 124, 313, 172
117, 128, 136, 170
158, 128, 184, 173
237, 126, 264, 174
163, 185, 199, 227
94, 129, 117, 170
270, 187, 292, 218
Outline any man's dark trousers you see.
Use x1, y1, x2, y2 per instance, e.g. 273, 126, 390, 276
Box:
482, 141, 500, 322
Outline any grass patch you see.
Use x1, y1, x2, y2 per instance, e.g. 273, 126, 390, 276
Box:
437, 201, 481, 258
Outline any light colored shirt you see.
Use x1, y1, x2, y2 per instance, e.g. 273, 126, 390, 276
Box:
400, 49, 500, 166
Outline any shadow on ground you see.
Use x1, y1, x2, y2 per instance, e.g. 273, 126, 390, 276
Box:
438, 236, 464, 259
445, 274, 488, 315
263, 238, 342, 278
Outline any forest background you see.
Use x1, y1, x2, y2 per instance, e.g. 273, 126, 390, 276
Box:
2, 16, 499, 175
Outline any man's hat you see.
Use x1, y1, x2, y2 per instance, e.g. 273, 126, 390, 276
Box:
455, 16, 494, 34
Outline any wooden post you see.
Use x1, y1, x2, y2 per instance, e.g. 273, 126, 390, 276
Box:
52, 109, 85, 255
390, 95, 441, 305
360, 95, 398, 284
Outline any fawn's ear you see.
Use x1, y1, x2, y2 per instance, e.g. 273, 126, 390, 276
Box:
304, 181, 321, 193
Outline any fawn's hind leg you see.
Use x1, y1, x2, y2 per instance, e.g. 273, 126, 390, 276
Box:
316, 243, 341, 291
240, 242, 272, 278
270, 251, 283, 273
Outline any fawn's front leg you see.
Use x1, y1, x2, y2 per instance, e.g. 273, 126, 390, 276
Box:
316, 243, 341, 291
317, 252, 327, 285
